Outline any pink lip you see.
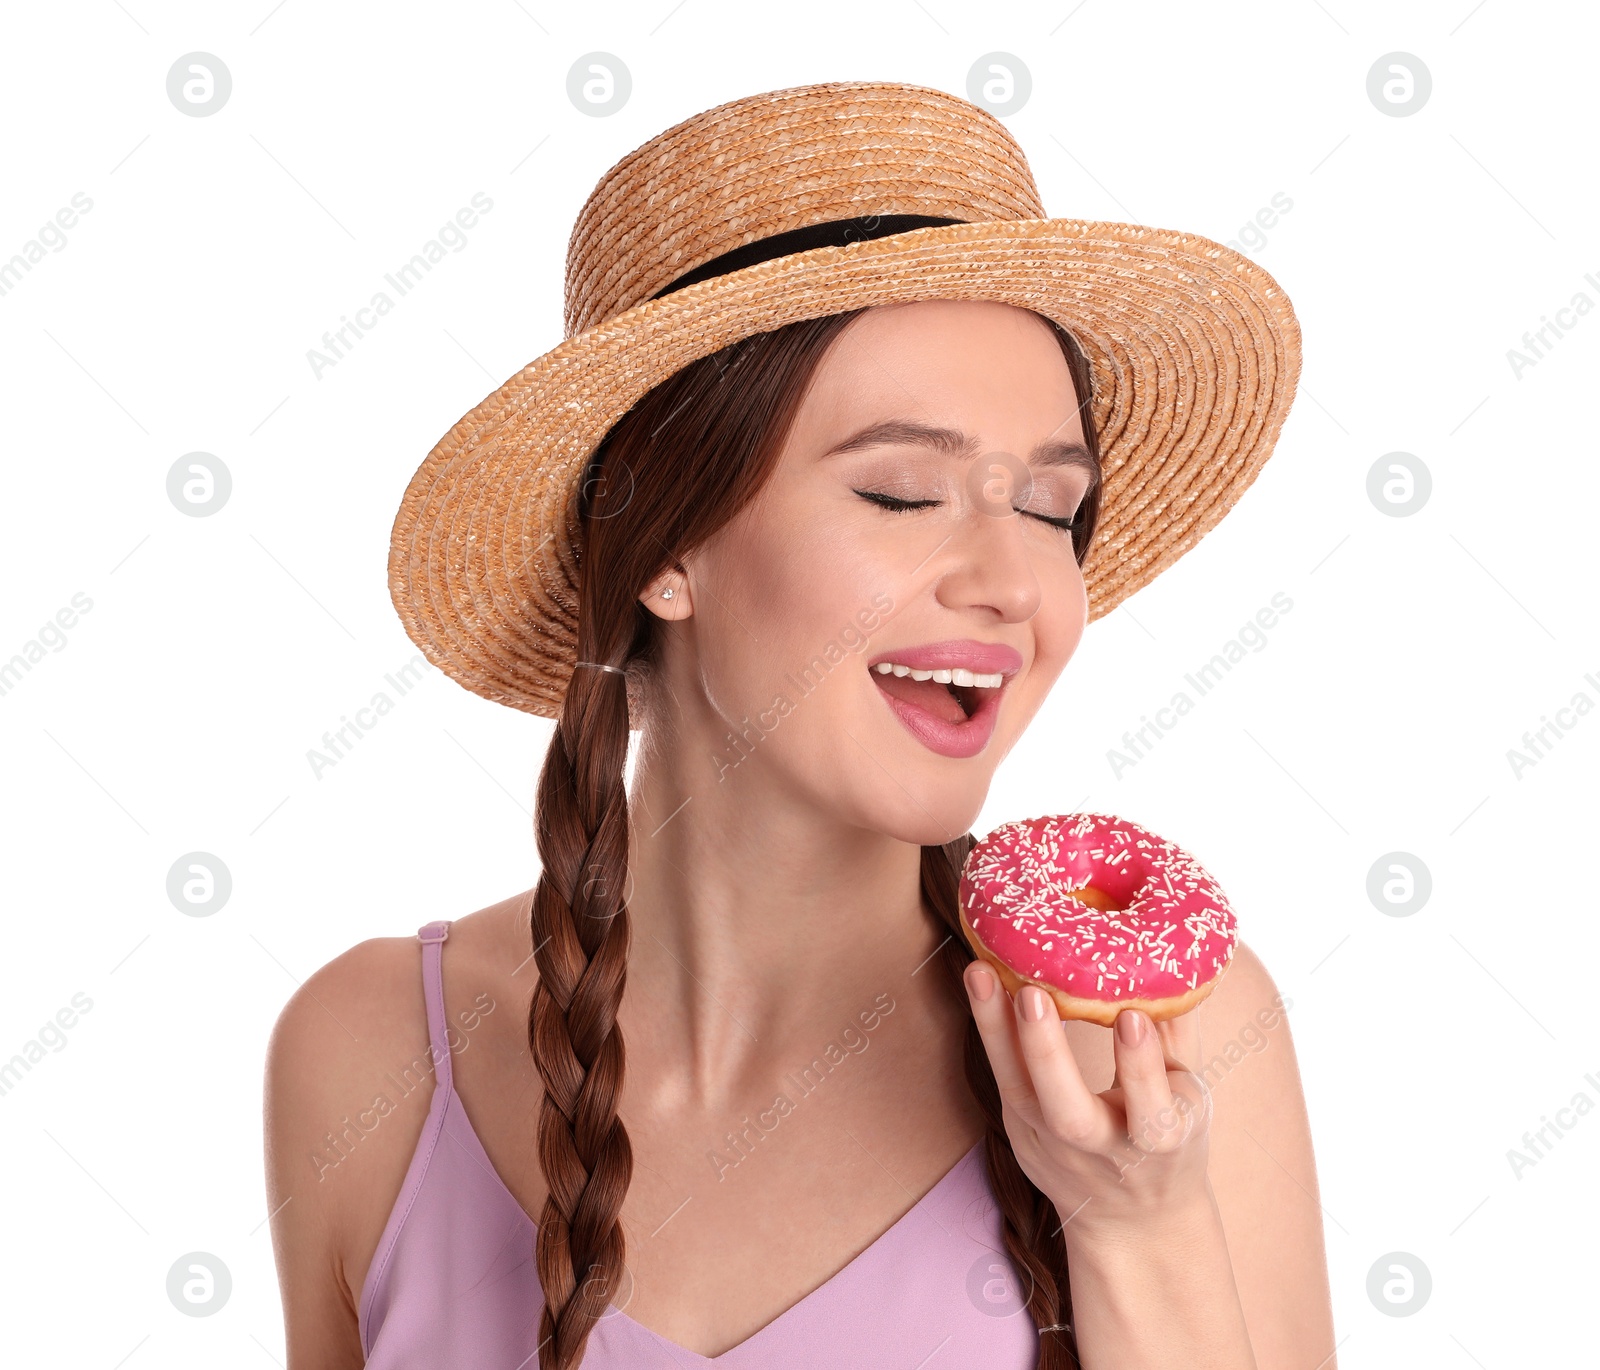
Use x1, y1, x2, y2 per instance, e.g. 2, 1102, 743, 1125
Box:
867, 639, 1022, 760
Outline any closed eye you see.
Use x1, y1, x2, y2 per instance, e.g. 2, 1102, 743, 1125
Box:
854, 489, 939, 513
853, 489, 1084, 532
1027, 509, 1086, 532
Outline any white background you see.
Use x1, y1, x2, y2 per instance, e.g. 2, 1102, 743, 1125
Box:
1, 1, 1595, 1365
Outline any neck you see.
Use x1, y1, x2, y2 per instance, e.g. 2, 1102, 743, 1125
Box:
619, 722, 949, 1115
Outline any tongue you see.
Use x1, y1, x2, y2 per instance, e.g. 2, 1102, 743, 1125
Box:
874, 671, 967, 724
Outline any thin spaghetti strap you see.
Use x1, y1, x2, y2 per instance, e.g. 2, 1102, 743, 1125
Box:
416, 920, 453, 1094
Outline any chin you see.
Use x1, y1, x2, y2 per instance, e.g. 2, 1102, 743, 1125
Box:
848, 705, 1030, 848
860, 781, 991, 849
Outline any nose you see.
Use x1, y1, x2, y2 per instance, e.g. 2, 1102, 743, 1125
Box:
931, 496, 1045, 623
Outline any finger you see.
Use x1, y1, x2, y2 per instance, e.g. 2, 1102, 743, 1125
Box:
1155, 1000, 1203, 1075
963, 961, 1049, 1132
1008, 979, 1118, 1151
1113, 1010, 1187, 1154
1164, 1066, 1215, 1147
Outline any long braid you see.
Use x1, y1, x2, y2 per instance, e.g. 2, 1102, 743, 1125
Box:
529, 647, 636, 1368
522, 311, 866, 1367
515, 305, 1100, 1366
920, 839, 1081, 1368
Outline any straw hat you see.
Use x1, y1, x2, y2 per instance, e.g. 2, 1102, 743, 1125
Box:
388, 79, 1301, 720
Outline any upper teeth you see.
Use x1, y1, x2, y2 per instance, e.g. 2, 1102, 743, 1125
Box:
873, 663, 1003, 688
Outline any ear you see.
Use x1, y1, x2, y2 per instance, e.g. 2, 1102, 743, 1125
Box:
638, 572, 691, 621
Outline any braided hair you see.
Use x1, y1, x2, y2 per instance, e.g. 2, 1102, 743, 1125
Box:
527, 307, 1102, 1367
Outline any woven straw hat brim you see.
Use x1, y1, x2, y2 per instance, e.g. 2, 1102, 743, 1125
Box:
388, 217, 1300, 720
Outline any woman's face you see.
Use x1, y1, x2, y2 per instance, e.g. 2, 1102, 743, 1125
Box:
661, 298, 1095, 845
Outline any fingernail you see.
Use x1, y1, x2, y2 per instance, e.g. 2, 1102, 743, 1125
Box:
966, 964, 995, 1002
1116, 1010, 1145, 1045
1022, 986, 1047, 1021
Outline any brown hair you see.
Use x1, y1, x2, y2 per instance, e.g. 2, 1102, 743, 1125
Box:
527, 305, 1103, 1368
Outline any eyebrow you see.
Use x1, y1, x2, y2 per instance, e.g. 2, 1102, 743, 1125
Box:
820, 418, 1098, 479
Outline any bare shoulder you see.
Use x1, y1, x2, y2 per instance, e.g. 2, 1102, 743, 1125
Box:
263, 929, 436, 1368
262, 890, 539, 1365
1194, 940, 1337, 1369
1057, 941, 1294, 1093
1193, 939, 1295, 1082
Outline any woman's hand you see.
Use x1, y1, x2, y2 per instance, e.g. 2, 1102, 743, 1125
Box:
962, 960, 1216, 1241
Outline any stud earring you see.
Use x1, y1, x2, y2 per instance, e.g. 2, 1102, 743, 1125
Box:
661, 586, 676, 600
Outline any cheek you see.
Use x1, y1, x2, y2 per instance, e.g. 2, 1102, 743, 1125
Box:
1028, 558, 1090, 692
777, 498, 907, 685
702, 498, 890, 699
710, 506, 804, 614
707, 497, 902, 761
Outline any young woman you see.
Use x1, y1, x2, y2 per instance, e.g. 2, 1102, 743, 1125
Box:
266, 81, 1333, 1369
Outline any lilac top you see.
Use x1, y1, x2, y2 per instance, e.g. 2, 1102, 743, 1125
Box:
357, 920, 1043, 1367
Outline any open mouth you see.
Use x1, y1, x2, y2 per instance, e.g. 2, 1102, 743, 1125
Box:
865, 648, 1019, 759
869, 667, 997, 723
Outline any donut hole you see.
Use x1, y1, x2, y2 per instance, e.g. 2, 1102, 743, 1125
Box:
1063, 884, 1122, 912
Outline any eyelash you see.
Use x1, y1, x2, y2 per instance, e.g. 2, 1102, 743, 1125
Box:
853, 489, 1085, 533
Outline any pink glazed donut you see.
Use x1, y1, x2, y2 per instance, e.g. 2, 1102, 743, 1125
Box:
959, 812, 1238, 1025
